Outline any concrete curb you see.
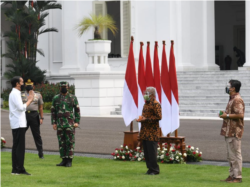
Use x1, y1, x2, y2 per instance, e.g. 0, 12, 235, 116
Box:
2, 109, 250, 120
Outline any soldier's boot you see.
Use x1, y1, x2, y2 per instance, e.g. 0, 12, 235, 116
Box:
56, 158, 67, 166
65, 158, 72, 167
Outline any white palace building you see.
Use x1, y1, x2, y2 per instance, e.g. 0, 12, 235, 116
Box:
1, 1, 250, 117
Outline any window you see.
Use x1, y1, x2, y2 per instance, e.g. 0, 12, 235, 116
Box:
93, 1, 131, 58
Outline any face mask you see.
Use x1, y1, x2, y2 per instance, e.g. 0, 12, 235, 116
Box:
61, 87, 68, 94
143, 93, 150, 101
26, 85, 33, 91
21, 85, 25, 91
225, 83, 231, 94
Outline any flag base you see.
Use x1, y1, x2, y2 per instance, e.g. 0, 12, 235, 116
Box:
123, 131, 139, 150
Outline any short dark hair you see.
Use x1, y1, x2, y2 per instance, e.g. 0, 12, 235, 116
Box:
11, 76, 21, 88
229, 79, 241, 93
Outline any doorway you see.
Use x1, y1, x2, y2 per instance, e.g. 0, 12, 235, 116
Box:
215, 1, 245, 70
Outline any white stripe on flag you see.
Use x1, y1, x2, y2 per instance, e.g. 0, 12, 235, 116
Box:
160, 87, 172, 136
171, 91, 179, 132
138, 86, 145, 131
122, 81, 138, 126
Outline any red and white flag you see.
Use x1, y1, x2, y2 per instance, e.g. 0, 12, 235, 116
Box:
169, 40, 179, 132
154, 41, 161, 103
145, 42, 154, 87
161, 41, 172, 136
138, 42, 146, 131
122, 37, 138, 126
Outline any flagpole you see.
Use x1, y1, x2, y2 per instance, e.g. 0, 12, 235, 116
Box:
130, 35, 134, 133
130, 122, 133, 132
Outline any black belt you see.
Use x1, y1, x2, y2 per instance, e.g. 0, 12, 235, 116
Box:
26, 111, 38, 113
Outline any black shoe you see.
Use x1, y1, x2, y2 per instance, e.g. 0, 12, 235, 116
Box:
148, 172, 159, 175
56, 158, 67, 166
39, 156, 44, 159
18, 170, 31, 175
11, 169, 19, 175
65, 158, 72, 167
145, 170, 150, 175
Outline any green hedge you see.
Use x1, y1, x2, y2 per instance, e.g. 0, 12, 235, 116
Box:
3, 101, 9, 108
1, 82, 75, 102
2, 101, 52, 112
43, 102, 52, 110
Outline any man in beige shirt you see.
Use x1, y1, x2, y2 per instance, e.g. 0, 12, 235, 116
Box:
21, 79, 44, 159
219, 79, 245, 183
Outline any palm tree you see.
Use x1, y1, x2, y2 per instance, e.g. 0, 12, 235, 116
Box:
1, 0, 61, 84
75, 14, 118, 39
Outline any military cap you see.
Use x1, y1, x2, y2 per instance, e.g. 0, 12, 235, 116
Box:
59, 81, 69, 87
25, 79, 34, 85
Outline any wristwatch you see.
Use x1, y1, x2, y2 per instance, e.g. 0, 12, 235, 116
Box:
227, 114, 229, 118
41, 117, 44, 120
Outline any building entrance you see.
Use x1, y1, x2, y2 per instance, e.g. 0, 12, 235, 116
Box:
215, 1, 245, 70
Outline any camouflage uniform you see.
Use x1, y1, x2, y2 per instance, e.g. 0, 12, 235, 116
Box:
51, 82, 80, 159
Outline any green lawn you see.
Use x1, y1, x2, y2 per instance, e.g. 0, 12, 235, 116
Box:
1, 152, 250, 187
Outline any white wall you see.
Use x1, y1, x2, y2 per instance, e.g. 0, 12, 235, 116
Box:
133, 1, 171, 66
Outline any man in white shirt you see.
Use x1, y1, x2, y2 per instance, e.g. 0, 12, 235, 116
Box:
9, 76, 34, 175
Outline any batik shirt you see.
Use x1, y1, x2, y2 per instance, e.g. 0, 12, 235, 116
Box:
139, 97, 162, 141
51, 93, 80, 128
220, 93, 245, 139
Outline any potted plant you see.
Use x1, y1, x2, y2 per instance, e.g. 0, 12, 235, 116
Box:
75, 14, 118, 71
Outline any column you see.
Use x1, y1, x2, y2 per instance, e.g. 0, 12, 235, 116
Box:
59, 1, 80, 75
188, 1, 219, 71
243, 1, 250, 68
1, 32, 9, 91
203, 0, 219, 70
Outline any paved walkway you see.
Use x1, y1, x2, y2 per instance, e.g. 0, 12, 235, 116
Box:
1, 109, 250, 163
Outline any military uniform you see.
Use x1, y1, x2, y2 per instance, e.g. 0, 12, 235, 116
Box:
51, 81, 80, 165
21, 80, 44, 158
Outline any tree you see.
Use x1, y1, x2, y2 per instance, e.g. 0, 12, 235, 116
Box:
1, 0, 62, 84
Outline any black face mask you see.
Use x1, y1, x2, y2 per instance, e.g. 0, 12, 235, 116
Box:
26, 85, 33, 91
225, 87, 230, 94
21, 85, 25, 91
61, 87, 68, 94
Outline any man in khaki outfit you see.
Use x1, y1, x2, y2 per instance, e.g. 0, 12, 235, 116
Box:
21, 79, 44, 158
219, 79, 245, 183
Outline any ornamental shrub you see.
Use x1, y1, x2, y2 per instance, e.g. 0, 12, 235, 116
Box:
1, 88, 11, 101
44, 102, 52, 110
3, 101, 9, 108
35, 82, 75, 102
1, 82, 75, 103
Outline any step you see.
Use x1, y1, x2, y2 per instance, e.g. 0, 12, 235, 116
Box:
180, 102, 250, 106
180, 105, 250, 111
179, 109, 250, 114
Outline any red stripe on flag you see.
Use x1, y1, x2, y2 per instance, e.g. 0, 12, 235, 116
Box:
154, 41, 161, 103
145, 42, 154, 87
169, 40, 179, 104
138, 42, 146, 94
125, 36, 138, 107
161, 41, 171, 104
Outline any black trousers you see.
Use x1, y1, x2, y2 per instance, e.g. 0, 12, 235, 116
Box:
143, 140, 160, 174
12, 128, 26, 172
26, 112, 43, 157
